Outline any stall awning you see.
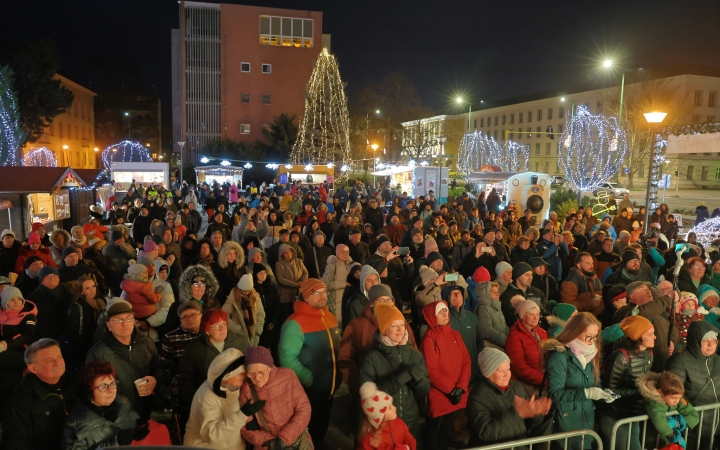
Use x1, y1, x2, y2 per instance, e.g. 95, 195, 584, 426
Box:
0, 167, 86, 193
196, 165, 244, 174
466, 172, 518, 183
370, 165, 414, 176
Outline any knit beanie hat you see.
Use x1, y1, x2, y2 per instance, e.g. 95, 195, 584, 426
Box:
39, 266, 59, 280
411, 228, 424, 237
143, 240, 158, 252
511, 296, 539, 319
619, 230, 631, 239
512, 262, 533, 280
0, 287, 24, 310
420, 266, 439, 285
632, 221, 640, 229
374, 302, 404, 334
368, 284, 393, 304
552, 303, 577, 322
426, 252, 443, 266
245, 346, 275, 368
703, 330, 719, 341
313, 230, 326, 240
252, 263, 267, 276
621, 251, 639, 264
529, 257, 549, 269
477, 348, 511, 378
127, 264, 146, 275
62, 246, 78, 259
359, 382, 394, 428
424, 238, 438, 253
375, 236, 390, 247
137, 256, 154, 268
299, 278, 325, 300
27, 233, 41, 245
473, 266, 491, 283
495, 261, 512, 278
110, 229, 124, 241
24, 255, 43, 270
434, 300, 449, 316
679, 292, 698, 310
237, 274, 253, 290
699, 285, 720, 306
619, 315, 654, 341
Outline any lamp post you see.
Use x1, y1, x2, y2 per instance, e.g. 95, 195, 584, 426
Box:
456, 97, 471, 131
603, 61, 643, 128
371, 143, 379, 187
124, 112, 131, 139
178, 141, 186, 186
642, 111, 667, 233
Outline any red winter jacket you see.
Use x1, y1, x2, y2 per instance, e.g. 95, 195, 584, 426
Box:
505, 320, 548, 387
420, 301, 471, 418
120, 275, 161, 319
14, 245, 56, 273
358, 417, 417, 450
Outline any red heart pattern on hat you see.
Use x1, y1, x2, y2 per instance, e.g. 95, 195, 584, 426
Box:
359, 382, 394, 429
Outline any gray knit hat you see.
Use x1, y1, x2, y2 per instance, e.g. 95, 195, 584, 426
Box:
495, 261, 512, 277
477, 348, 510, 378
0, 287, 24, 310
368, 284, 393, 303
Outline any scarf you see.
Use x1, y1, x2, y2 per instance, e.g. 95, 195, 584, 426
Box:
72, 235, 87, 246
25, 268, 39, 279
380, 329, 409, 347
566, 339, 598, 369
240, 293, 255, 338
621, 268, 640, 282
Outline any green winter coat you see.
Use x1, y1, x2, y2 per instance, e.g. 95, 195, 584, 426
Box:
359, 331, 430, 440
637, 372, 699, 445
448, 301, 485, 384
474, 281, 509, 348
667, 320, 720, 406
543, 339, 599, 450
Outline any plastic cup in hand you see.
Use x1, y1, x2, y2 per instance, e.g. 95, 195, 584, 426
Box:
135, 378, 150, 396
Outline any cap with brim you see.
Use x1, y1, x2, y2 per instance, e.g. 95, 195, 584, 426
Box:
348, 229, 361, 235
529, 257, 549, 269
483, 227, 496, 235
106, 298, 134, 320
626, 281, 652, 297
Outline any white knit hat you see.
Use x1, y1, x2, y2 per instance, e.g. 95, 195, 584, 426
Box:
434, 300, 449, 316
359, 382, 394, 428
237, 274, 253, 290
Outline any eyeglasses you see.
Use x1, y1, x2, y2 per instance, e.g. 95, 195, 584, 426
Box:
110, 315, 135, 324
691, 265, 705, 270
180, 313, 202, 321
247, 367, 271, 379
309, 290, 327, 297
208, 323, 227, 330
703, 339, 719, 345
94, 380, 119, 392
192, 282, 206, 287
581, 334, 599, 343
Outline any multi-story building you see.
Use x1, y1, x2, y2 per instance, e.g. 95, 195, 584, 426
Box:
122, 94, 163, 159
31, 74, 97, 168
399, 115, 463, 170
439, 73, 720, 188
171, 1, 329, 164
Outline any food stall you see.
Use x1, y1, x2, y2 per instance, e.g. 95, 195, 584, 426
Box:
195, 165, 244, 186
282, 165, 335, 186
111, 161, 169, 192
370, 165, 449, 203
467, 169, 553, 222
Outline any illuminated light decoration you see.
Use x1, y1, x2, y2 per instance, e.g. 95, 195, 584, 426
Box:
0, 65, 26, 166
243, 162, 252, 169
687, 217, 720, 251
291, 48, 351, 180
101, 140, 153, 169
285, 164, 293, 169
304, 164, 314, 172
266, 163, 279, 170
645, 134, 668, 214
376, 163, 386, 170
456, 130, 529, 178
557, 105, 627, 193
220, 160, 231, 166
22, 147, 57, 167
200, 157, 210, 163
326, 162, 334, 169
340, 164, 350, 172
420, 161, 429, 167
408, 160, 418, 169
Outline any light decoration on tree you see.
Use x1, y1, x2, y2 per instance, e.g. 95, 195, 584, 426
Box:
340, 164, 350, 172
645, 133, 667, 214
456, 130, 529, 177
266, 163, 279, 170
220, 160, 231, 166
0, 65, 26, 166
326, 162, 334, 169
101, 140, 153, 169
291, 48, 351, 180
22, 147, 57, 167
243, 162, 252, 169
557, 105, 627, 193
687, 217, 720, 251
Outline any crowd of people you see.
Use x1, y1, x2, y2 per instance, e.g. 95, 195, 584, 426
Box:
0, 177, 719, 450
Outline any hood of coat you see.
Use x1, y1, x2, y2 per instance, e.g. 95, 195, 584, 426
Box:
154, 259, 170, 276
685, 320, 720, 359
207, 348, 245, 398
217, 240, 245, 269
50, 229, 71, 248
545, 315, 567, 329
540, 338, 567, 353
0, 300, 38, 325
422, 300, 449, 330
344, 262, 361, 286
476, 281, 500, 310
278, 243, 296, 261
179, 264, 219, 302
122, 273, 149, 284
360, 265, 380, 297
637, 372, 663, 403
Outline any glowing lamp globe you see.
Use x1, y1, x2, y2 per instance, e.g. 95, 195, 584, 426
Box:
643, 112, 667, 124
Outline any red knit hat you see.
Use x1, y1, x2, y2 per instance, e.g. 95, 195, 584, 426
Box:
27, 233, 41, 244
31, 222, 44, 232
473, 266, 491, 283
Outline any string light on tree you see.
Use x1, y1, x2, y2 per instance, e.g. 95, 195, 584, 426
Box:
340, 164, 350, 172
22, 147, 57, 167
456, 131, 529, 177
291, 48, 351, 179
326, 162, 334, 169
101, 140, 153, 169
557, 105, 627, 194
0, 65, 26, 166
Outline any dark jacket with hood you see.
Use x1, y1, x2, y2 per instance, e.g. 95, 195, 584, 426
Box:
600, 344, 653, 419
667, 321, 720, 406
510, 244, 538, 266
676, 268, 709, 296
444, 286, 485, 384
61, 394, 139, 449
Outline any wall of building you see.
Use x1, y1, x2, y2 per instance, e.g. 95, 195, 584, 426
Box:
31, 75, 97, 168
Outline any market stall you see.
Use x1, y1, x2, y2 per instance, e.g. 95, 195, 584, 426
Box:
111, 161, 169, 192
281, 165, 334, 186
195, 165, 244, 186
370, 165, 449, 203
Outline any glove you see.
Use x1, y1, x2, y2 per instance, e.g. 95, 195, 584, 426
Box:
585, 387, 612, 401
154, 285, 165, 294
240, 399, 266, 416
262, 437, 288, 450
710, 307, 720, 315
245, 418, 260, 430
447, 387, 464, 405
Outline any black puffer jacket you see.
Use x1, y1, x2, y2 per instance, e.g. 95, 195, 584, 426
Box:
667, 321, 720, 406
676, 269, 709, 296
61, 395, 139, 449
601, 346, 653, 419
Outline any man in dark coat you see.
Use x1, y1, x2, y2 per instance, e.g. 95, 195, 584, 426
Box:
0, 229, 21, 276
347, 229, 370, 265
499, 261, 546, 326
132, 205, 153, 247
604, 250, 652, 288
364, 198, 385, 233
27, 267, 72, 341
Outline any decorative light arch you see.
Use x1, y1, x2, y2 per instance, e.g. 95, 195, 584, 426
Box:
22, 147, 57, 167
101, 140, 153, 169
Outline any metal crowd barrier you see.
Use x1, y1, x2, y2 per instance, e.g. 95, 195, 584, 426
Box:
467, 429, 603, 450
610, 402, 720, 450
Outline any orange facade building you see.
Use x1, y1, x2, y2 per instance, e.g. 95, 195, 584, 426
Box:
172, 2, 326, 164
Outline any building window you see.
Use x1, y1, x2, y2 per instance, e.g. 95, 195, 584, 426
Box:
558, 124, 563, 134
517, 131, 522, 140
480, 118, 484, 127
509, 132, 514, 140
547, 108, 553, 120
534, 162, 539, 171
694, 90, 704, 106
692, 114, 702, 123
537, 109, 542, 121
59, 122, 63, 138
545, 143, 551, 155
715, 167, 720, 181
473, 119, 477, 128
241, 93, 250, 103
687, 165, 694, 180
535, 143, 540, 155
527, 127, 531, 137
528, 111, 532, 122
260, 16, 313, 48
710, 92, 717, 108
49, 121, 54, 136
596, 102, 603, 113
536, 126, 541, 136
240, 124, 251, 134
262, 94, 271, 104
702, 166, 710, 181
559, 106, 564, 118
510, 113, 514, 124
519, 112, 523, 123
262, 64, 272, 73
493, 130, 498, 140
494, 116, 498, 126
708, 115, 716, 123
241, 62, 251, 72
502, 115, 506, 125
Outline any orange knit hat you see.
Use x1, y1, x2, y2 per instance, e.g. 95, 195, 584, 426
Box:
374, 302, 405, 334
300, 278, 326, 300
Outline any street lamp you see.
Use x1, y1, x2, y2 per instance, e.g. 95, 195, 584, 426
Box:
456, 97, 471, 131
602, 61, 643, 128
642, 111, 667, 233
178, 141, 186, 186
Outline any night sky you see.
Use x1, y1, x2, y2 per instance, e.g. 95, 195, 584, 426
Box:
2, 0, 719, 114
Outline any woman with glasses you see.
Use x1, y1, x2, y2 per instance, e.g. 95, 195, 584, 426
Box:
177, 308, 250, 417
177, 265, 220, 318
65, 275, 107, 372
542, 312, 613, 450
677, 256, 709, 296
62, 360, 140, 449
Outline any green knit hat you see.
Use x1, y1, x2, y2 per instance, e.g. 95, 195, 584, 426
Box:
552, 303, 577, 322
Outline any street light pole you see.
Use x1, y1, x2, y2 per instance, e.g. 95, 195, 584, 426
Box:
642, 112, 667, 233
456, 97, 471, 132
177, 141, 186, 186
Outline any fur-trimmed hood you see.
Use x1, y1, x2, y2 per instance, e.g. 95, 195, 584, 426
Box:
122, 273, 149, 283
637, 372, 663, 403
50, 229, 71, 248
179, 264, 219, 302
546, 315, 568, 329
217, 240, 245, 269
541, 338, 567, 353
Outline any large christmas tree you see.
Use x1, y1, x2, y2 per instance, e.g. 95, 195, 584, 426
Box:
0, 65, 26, 166
291, 48, 350, 175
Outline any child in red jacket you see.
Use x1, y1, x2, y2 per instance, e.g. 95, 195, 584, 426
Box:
358, 382, 416, 450
120, 263, 162, 319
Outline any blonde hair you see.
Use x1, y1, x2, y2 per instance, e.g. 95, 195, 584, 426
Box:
549, 312, 602, 382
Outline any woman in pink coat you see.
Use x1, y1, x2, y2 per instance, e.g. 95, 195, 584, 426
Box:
240, 346, 312, 450
228, 184, 239, 204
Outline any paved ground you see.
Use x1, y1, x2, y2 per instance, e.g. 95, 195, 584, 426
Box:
623, 188, 720, 213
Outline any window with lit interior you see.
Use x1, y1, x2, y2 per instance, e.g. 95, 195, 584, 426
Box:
260, 16, 313, 48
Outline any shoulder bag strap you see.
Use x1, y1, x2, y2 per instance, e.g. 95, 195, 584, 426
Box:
249, 383, 269, 431
313, 247, 320, 277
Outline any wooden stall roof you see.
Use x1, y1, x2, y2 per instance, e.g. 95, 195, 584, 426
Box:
73, 168, 104, 186
0, 167, 84, 193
